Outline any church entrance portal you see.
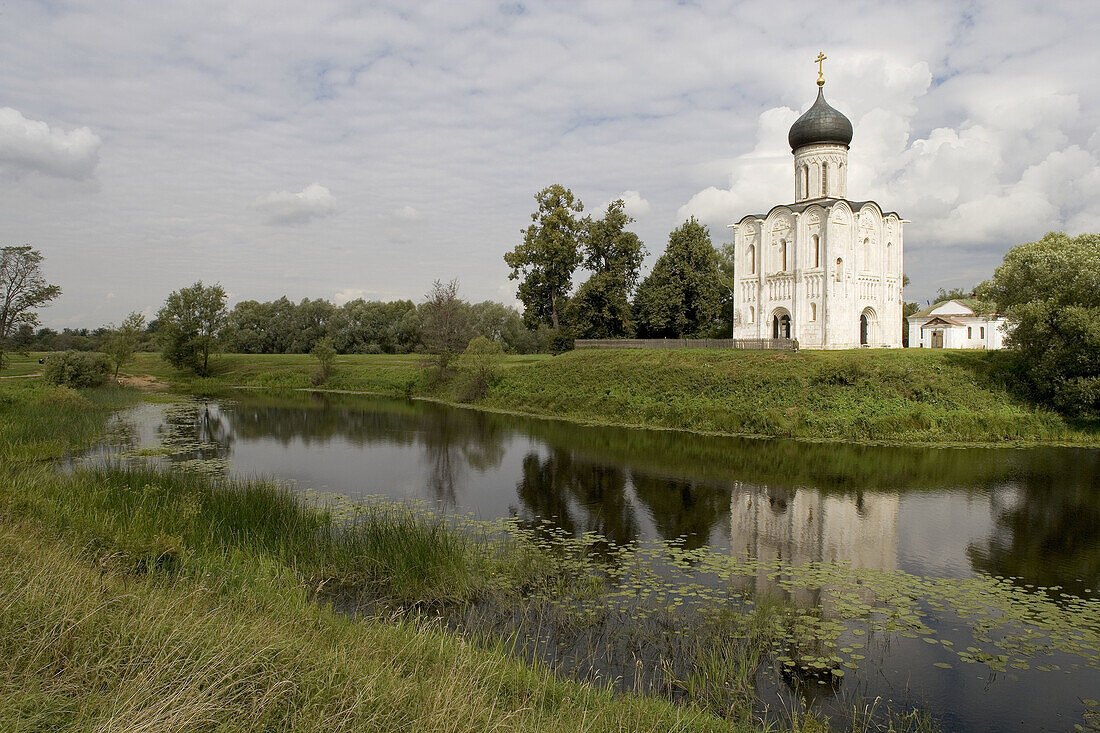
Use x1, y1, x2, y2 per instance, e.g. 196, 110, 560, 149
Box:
931, 330, 943, 349
772, 312, 791, 339
859, 308, 878, 347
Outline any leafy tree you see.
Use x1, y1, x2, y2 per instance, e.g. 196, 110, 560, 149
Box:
453, 335, 505, 401
505, 185, 584, 330
0, 246, 61, 370
157, 281, 228, 376
901, 301, 922, 347
10, 323, 35, 350
419, 279, 472, 379
976, 232, 1100, 416
935, 286, 972, 303
566, 200, 647, 338
468, 300, 529, 352
310, 335, 337, 385
104, 311, 146, 377
633, 218, 726, 338
289, 298, 337, 353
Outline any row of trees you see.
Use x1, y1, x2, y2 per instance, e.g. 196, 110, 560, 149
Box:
505, 185, 733, 340
153, 279, 547, 377
2, 228, 1096, 416
220, 293, 545, 356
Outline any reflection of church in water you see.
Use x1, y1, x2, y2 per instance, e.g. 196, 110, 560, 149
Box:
729, 482, 899, 603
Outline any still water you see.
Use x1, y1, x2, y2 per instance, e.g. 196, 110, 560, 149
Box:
93, 391, 1100, 732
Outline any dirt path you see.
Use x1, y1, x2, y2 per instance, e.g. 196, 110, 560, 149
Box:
0, 371, 41, 379
117, 374, 169, 392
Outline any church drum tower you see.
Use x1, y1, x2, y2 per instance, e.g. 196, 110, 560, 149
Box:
731, 55, 904, 349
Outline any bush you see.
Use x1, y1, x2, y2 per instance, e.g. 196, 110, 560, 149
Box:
811, 360, 867, 386
309, 336, 337, 386
453, 336, 505, 401
42, 351, 112, 388
549, 331, 574, 355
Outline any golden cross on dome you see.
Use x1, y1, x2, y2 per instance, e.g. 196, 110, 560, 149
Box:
815, 52, 827, 86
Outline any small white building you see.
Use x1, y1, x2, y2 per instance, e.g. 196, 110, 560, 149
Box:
907, 299, 1008, 349
731, 65, 904, 349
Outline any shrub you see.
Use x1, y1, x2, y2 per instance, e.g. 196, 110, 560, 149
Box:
549, 331, 574, 355
811, 360, 867, 387
309, 336, 337, 386
42, 351, 112, 388
453, 336, 505, 401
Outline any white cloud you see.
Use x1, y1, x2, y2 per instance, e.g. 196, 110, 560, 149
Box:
611, 190, 651, 219
393, 205, 421, 220
678, 106, 798, 228
0, 107, 100, 179
2, 1, 1098, 320
255, 183, 337, 225
334, 287, 367, 305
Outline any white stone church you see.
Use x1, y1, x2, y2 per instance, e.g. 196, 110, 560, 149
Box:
732, 65, 904, 348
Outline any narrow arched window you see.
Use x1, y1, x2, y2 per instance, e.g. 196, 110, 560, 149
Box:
812, 234, 820, 268
803, 166, 810, 197
747, 244, 755, 275
749, 306, 754, 323
835, 257, 843, 281
780, 240, 787, 272
822, 162, 828, 195
810, 303, 817, 321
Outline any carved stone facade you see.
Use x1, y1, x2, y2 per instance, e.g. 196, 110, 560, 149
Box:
731, 83, 904, 349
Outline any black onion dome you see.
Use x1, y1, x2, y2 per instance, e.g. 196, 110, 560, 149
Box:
788, 86, 853, 150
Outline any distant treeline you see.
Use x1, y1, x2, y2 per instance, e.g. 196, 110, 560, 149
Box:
15, 296, 551, 356
221, 296, 547, 354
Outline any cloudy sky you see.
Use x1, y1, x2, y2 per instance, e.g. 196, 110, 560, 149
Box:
3, 0, 1098, 327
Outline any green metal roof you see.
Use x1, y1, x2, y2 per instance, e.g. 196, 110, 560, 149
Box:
910, 298, 998, 318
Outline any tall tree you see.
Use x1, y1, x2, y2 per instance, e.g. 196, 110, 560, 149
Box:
633, 218, 726, 338
975, 231, 1100, 416
935, 286, 972, 303
419, 279, 472, 378
504, 185, 584, 330
0, 246, 62, 370
104, 311, 146, 377
157, 281, 228, 376
566, 199, 647, 339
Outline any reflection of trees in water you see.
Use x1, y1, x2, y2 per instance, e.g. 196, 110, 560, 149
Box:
517, 415, 1029, 494
157, 403, 234, 461
630, 471, 730, 550
513, 449, 639, 547
968, 449, 1100, 597
223, 395, 508, 507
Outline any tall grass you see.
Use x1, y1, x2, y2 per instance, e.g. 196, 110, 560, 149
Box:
0, 521, 739, 733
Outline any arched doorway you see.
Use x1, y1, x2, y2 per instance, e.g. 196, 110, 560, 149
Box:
772, 309, 792, 339
860, 307, 877, 347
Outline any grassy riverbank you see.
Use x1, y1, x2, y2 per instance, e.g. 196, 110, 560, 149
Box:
0, 378, 763, 732
83, 347, 1100, 446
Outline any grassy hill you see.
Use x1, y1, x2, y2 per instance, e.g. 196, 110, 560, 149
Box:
471, 348, 1095, 446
